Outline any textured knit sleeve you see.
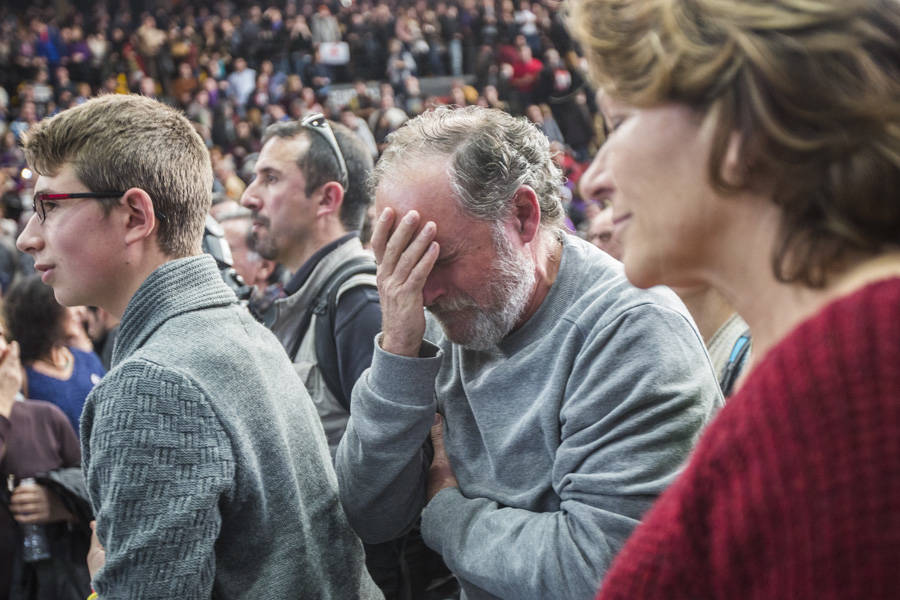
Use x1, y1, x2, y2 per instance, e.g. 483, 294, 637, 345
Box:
420, 303, 722, 599
81, 358, 235, 600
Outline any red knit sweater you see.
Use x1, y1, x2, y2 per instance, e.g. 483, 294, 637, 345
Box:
597, 277, 900, 599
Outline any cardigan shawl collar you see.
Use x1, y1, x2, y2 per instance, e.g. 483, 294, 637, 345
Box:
112, 255, 237, 367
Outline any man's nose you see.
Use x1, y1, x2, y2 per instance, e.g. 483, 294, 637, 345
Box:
240, 181, 261, 210
16, 214, 43, 255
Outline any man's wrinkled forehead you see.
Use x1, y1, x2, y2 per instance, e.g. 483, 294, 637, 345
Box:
374, 154, 455, 205
374, 177, 463, 234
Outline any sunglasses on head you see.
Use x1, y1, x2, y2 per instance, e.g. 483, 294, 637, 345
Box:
300, 112, 349, 190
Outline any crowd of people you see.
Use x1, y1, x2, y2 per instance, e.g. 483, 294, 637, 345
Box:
0, 0, 604, 272
1, 0, 899, 599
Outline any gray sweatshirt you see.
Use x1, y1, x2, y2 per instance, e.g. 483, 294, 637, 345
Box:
336, 235, 723, 599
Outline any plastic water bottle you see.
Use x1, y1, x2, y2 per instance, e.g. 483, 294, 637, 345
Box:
19, 478, 52, 562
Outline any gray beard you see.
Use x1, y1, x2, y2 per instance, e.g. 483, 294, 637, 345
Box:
427, 228, 536, 350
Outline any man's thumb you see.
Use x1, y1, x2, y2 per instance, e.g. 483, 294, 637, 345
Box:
430, 413, 445, 452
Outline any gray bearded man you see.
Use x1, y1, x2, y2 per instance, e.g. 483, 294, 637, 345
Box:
335, 106, 724, 599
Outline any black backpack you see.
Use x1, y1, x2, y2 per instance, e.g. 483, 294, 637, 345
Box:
287, 256, 377, 410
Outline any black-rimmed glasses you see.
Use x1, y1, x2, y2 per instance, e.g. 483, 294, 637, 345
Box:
300, 112, 349, 190
32, 192, 126, 223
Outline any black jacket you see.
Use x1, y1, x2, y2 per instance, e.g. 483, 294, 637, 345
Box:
7, 468, 92, 600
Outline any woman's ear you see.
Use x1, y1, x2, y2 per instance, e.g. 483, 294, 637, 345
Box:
722, 131, 746, 187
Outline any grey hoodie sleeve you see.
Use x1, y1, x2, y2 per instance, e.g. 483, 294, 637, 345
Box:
335, 336, 442, 542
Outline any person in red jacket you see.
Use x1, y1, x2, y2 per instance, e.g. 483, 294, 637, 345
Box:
507, 42, 543, 113
569, 0, 900, 598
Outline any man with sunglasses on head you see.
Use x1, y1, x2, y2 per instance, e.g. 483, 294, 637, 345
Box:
242, 114, 452, 600
242, 114, 380, 456
16, 94, 381, 599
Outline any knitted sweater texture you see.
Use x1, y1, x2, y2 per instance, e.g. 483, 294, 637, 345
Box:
596, 277, 900, 599
81, 256, 380, 600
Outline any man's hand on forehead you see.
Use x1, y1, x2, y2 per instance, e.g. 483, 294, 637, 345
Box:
370, 207, 439, 357
371, 207, 438, 265
373, 205, 431, 239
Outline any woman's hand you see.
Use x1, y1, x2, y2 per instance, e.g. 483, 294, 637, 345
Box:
10, 480, 74, 524
0, 340, 22, 419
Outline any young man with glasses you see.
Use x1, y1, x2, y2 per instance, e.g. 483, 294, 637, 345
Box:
16, 94, 381, 599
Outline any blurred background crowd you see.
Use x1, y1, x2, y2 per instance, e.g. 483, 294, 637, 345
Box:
0, 0, 609, 293
0, 4, 611, 595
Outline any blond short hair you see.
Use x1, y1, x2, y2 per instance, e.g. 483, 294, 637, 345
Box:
570, 0, 900, 286
24, 94, 212, 257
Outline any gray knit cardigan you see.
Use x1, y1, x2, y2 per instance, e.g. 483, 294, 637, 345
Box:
81, 255, 381, 600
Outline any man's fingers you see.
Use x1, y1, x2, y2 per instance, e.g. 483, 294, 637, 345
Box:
87, 520, 106, 580
430, 413, 446, 457
11, 491, 46, 506
380, 210, 421, 274
369, 207, 395, 265
426, 414, 459, 501
392, 222, 437, 283
11, 497, 49, 522
374, 209, 436, 357
10, 487, 40, 504
13, 511, 47, 524
10, 496, 38, 509
408, 241, 439, 290
373, 208, 437, 288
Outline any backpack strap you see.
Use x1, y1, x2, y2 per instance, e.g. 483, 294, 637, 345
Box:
292, 256, 376, 411
719, 329, 752, 398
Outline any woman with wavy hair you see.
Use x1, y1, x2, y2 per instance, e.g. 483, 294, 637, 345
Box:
571, 0, 900, 597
